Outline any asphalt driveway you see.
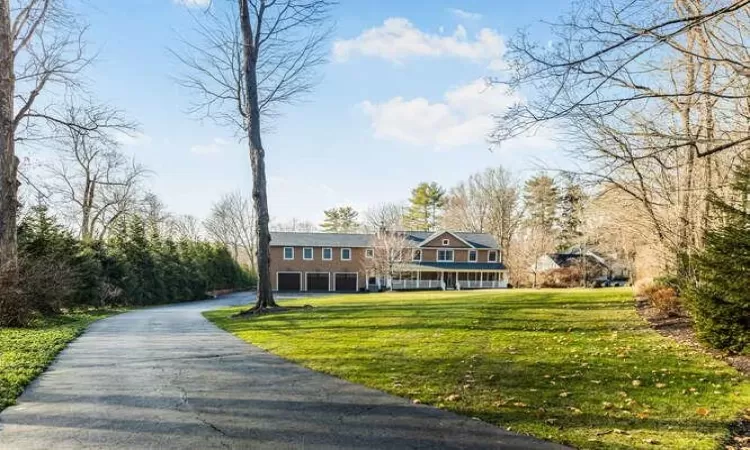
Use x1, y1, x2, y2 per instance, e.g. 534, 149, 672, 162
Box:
0, 292, 568, 449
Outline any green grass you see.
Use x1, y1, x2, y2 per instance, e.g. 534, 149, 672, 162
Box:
206, 288, 750, 450
0, 309, 125, 411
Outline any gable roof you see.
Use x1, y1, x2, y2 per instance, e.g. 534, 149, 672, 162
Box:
403, 231, 498, 249
416, 230, 475, 248
270, 231, 500, 249
270, 232, 373, 248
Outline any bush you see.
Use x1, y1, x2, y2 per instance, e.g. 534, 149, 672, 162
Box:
541, 266, 583, 288
645, 285, 681, 317
1, 208, 255, 327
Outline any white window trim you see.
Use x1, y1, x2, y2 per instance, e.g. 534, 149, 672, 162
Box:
442, 239, 450, 246
365, 248, 374, 259
412, 249, 422, 262
437, 249, 455, 262
322, 247, 333, 261
488, 250, 498, 262
283, 247, 295, 260
302, 247, 314, 261
468, 249, 478, 263
341, 248, 352, 261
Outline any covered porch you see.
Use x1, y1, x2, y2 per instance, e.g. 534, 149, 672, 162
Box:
385, 268, 507, 291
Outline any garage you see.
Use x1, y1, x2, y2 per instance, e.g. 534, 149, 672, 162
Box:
335, 273, 358, 292
277, 272, 301, 291
306, 273, 330, 292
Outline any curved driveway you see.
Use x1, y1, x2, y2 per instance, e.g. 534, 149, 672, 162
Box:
0, 293, 568, 449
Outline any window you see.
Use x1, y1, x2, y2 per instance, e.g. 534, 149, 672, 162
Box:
365, 248, 374, 259
283, 247, 294, 260
437, 249, 454, 262
468, 250, 477, 262
442, 239, 450, 246
341, 248, 352, 261
412, 249, 422, 262
488, 250, 498, 262
322, 247, 332, 260
303, 247, 313, 260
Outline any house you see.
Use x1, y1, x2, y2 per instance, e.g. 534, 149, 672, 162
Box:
530, 245, 631, 285
269, 230, 508, 292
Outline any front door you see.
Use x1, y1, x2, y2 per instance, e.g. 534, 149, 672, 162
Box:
444, 273, 456, 289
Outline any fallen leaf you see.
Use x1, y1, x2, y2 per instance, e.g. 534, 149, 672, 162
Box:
602, 402, 614, 410
445, 394, 460, 402
655, 383, 666, 388
696, 407, 710, 416
643, 438, 660, 445
513, 402, 527, 408
412, 399, 421, 405
632, 380, 642, 387
559, 391, 570, 398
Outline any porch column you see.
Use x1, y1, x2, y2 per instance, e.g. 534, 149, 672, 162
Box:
417, 270, 421, 288
480, 271, 483, 288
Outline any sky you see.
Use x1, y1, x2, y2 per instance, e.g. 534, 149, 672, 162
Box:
71, 0, 571, 225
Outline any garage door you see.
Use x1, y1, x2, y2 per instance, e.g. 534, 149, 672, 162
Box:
306, 273, 330, 291
335, 273, 358, 292
277, 273, 301, 291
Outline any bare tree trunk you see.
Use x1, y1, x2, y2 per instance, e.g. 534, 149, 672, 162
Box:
239, 0, 276, 309
0, 0, 18, 280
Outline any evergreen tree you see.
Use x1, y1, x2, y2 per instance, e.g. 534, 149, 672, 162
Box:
320, 206, 360, 232
683, 161, 750, 353
404, 182, 446, 231
558, 178, 587, 250
524, 175, 559, 231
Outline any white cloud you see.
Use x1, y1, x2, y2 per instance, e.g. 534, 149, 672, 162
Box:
115, 131, 152, 147
190, 137, 229, 155
361, 78, 523, 149
333, 18, 505, 71
173, 0, 210, 7
448, 8, 483, 21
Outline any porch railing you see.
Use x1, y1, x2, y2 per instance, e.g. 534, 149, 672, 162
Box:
458, 280, 508, 289
391, 280, 444, 290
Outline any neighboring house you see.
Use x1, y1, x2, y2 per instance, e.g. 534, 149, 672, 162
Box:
530, 245, 631, 282
269, 230, 508, 292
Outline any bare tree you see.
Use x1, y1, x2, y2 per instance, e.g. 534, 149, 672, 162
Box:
367, 230, 409, 289
364, 202, 404, 232
171, 214, 203, 242
1, 0, 94, 281
270, 217, 317, 232
442, 167, 522, 254
204, 190, 257, 272
46, 103, 142, 240
176, 0, 334, 312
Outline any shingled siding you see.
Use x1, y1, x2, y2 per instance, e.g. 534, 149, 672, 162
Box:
421, 232, 472, 249
269, 246, 368, 291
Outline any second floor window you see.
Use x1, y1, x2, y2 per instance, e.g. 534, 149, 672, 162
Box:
412, 249, 422, 261
323, 248, 332, 260
488, 250, 498, 262
341, 248, 352, 260
303, 247, 313, 260
468, 250, 477, 262
366, 248, 374, 258
283, 247, 294, 260
437, 249, 454, 262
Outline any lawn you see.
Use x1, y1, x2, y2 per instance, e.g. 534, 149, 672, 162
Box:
0, 309, 124, 411
206, 288, 750, 450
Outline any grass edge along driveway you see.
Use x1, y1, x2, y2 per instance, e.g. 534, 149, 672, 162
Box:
206, 288, 750, 450
0, 309, 125, 411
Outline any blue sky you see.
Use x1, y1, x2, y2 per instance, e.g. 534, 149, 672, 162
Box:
77, 0, 570, 225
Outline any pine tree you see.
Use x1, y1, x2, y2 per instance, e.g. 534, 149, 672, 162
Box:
404, 182, 446, 231
683, 161, 750, 353
558, 178, 587, 250
524, 175, 559, 231
320, 206, 360, 232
